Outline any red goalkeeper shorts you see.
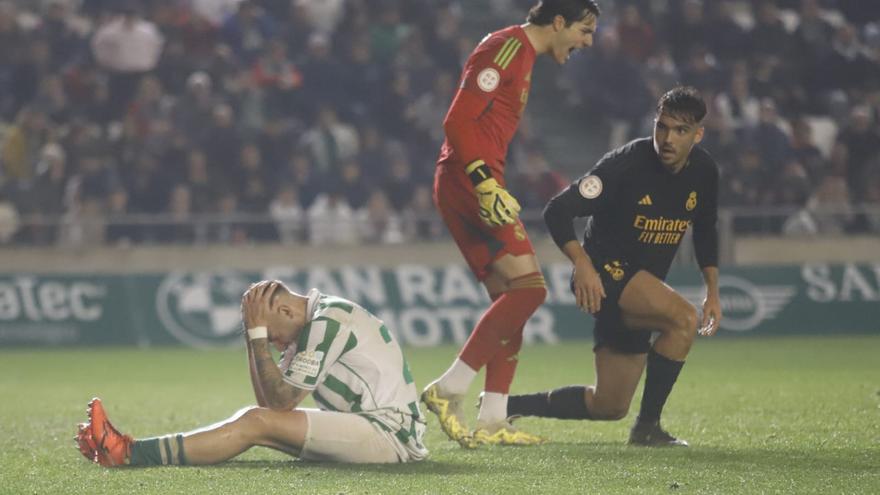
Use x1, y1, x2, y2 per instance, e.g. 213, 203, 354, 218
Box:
434, 168, 535, 281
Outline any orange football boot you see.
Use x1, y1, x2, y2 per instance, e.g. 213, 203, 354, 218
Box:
80, 398, 133, 466
75, 422, 98, 461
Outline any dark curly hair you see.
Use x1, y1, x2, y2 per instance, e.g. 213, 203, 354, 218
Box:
657, 86, 708, 124
527, 0, 601, 26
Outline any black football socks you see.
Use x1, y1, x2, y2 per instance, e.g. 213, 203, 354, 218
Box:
637, 348, 684, 424
508, 385, 592, 419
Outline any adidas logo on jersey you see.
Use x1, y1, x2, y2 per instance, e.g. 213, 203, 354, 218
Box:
638, 195, 653, 206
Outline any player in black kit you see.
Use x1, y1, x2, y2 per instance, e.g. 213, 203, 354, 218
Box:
506, 86, 722, 446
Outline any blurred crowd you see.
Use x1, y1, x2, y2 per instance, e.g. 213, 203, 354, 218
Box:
554, 0, 880, 234
1, 0, 879, 247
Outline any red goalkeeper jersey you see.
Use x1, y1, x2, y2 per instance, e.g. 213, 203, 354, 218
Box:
436, 25, 537, 186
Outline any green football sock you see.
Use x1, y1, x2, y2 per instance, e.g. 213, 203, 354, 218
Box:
129, 434, 187, 466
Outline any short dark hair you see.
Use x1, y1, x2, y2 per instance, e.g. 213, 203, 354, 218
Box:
527, 0, 601, 26
657, 86, 707, 124
268, 280, 290, 308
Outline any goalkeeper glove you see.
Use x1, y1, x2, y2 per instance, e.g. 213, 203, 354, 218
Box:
466, 160, 521, 227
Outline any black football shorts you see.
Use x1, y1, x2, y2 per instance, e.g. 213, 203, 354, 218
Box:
570, 254, 653, 354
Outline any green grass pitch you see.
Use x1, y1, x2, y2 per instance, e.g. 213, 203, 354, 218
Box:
2, 336, 878, 494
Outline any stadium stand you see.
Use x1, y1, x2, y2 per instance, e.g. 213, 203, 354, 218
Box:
0, 0, 879, 247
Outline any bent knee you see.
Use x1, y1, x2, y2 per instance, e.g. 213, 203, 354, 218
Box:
237, 406, 273, 432
589, 396, 631, 421
508, 273, 548, 295
533, 285, 548, 305
507, 274, 548, 310
591, 405, 629, 421
670, 304, 698, 338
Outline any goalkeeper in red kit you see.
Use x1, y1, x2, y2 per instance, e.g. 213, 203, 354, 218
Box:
421, 0, 600, 447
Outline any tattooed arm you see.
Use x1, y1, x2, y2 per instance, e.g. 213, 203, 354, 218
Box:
242, 283, 269, 407
246, 340, 269, 407
250, 339, 310, 411
241, 280, 309, 411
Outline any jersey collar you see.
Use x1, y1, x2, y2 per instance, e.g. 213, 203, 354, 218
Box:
652, 147, 692, 175
513, 25, 537, 58
305, 288, 321, 323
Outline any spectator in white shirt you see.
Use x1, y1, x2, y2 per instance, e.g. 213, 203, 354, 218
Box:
90, 3, 163, 119
306, 188, 358, 245
269, 185, 305, 244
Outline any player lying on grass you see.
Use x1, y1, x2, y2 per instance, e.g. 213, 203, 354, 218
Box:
504, 86, 723, 446
76, 280, 428, 465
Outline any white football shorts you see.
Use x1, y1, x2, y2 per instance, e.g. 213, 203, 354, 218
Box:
300, 409, 400, 463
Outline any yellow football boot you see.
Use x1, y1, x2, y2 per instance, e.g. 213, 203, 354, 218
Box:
420, 382, 474, 448
472, 420, 545, 446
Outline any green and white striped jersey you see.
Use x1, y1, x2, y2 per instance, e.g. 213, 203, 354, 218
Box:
278, 289, 428, 461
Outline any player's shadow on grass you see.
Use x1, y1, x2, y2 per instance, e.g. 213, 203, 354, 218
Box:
213, 459, 502, 475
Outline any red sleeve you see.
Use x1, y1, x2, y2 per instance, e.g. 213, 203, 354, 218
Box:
443, 34, 524, 168
443, 90, 490, 167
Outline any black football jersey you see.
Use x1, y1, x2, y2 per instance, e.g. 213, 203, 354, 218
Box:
545, 138, 719, 280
